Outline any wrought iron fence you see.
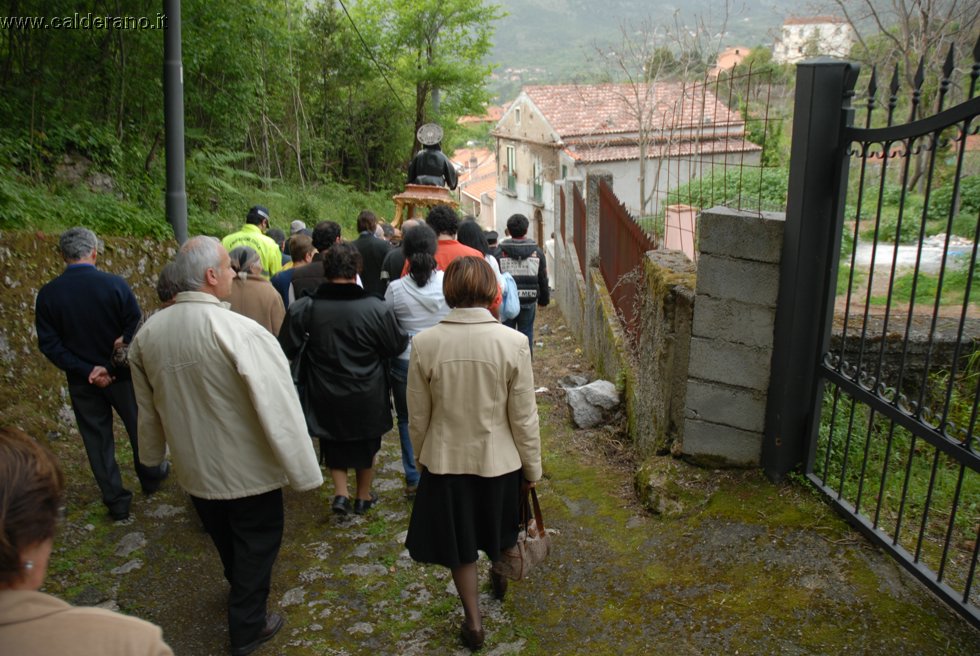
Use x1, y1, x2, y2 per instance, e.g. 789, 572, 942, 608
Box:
636, 65, 788, 246
598, 180, 657, 342
808, 40, 980, 628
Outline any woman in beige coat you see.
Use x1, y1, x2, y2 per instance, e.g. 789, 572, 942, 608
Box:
0, 427, 174, 656
227, 246, 286, 335
405, 256, 542, 651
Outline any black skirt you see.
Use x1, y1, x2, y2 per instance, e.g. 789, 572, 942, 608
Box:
319, 436, 381, 470
406, 467, 522, 568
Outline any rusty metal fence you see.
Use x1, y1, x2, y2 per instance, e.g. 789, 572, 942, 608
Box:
598, 180, 658, 341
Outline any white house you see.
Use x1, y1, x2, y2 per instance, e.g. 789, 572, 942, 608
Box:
773, 16, 854, 64
491, 83, 761, 245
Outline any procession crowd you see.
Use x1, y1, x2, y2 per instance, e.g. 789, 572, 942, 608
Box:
0, 202, 551, 656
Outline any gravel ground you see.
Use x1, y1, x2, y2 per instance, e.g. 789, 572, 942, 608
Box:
42, 305, 980, 655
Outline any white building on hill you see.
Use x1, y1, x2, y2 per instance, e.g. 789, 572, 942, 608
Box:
773, 16, 854, 64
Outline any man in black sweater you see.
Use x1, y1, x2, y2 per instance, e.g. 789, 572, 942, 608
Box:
35, 227, 169, 521
351, 210, 391, 299
498, 213, 550, 354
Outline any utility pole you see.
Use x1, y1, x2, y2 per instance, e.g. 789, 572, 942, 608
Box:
163, 0, 188, 244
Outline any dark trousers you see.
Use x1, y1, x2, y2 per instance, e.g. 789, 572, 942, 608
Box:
191, 489, 284, 649
68, 379, 158, 515
504, 303, 537, 355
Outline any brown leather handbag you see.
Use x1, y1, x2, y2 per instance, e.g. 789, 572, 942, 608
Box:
492, 488, 551, 581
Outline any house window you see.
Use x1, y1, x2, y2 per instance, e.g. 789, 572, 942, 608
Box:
515, 108, 521, 126
506, 146, 516, 192
532, 161, 543, 203
561, 165, 567, 179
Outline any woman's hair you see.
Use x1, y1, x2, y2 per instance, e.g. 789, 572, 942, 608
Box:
323, 241, 363, 280
0, 427, 64, 586
443, 256, 498, 309
402, 224, 438, 288
456, 219, 489, 256
228, 246, 261, 279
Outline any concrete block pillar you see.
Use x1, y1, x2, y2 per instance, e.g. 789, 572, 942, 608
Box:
585, 171, 610, 287
682, 206, 785, 466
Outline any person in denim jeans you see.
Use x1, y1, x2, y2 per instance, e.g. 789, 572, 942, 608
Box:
498, 214, 549, 354
384, 225, 450, 495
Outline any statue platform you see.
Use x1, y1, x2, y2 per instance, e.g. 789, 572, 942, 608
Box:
392, 184, 458, 228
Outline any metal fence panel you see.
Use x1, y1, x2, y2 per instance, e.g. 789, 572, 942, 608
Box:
598, 180, 657, 341
805, 42, 980, 628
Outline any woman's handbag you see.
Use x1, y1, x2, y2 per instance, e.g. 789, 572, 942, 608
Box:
492, 487, 551, 581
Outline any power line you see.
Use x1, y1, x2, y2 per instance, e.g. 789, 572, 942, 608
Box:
336, 0, 408, 111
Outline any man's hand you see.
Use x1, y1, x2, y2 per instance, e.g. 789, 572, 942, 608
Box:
521, 478, 537, 494
88, 365, 114, 388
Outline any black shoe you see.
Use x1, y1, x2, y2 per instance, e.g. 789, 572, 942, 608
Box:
460, 622, 485, 651
140, 461, 171, 495
353, 492, 378, 515
230, 613, 284, 656
108, 508, 130, 522
331, 495, 351, 515
490, 569, 508, 601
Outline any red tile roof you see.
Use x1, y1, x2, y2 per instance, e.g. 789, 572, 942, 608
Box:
460, 174, 497, 202
451, 147, 497, 202
458, 104, 508, 125
565, 137, 762, 164
521, 83, 745, 139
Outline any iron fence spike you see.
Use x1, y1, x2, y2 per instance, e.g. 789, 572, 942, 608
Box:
943, 43, 955, 80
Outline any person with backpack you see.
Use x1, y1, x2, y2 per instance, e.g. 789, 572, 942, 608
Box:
497, 213, 550, 352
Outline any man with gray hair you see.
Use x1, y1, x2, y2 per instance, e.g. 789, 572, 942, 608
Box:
128, 236, 322, 656
35, 226, 170, 522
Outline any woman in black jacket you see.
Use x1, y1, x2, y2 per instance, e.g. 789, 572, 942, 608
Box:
279, 243, 407, 516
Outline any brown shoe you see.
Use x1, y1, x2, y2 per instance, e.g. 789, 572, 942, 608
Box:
460, 622, 485, 651
490, 569, 508, 601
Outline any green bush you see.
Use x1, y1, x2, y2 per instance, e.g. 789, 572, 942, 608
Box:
663, 166, 789, 215
926, 174, 980, 224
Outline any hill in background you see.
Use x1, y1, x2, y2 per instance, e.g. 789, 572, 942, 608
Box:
488, 0, 814, 98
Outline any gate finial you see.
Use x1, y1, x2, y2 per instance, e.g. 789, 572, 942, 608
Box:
888, 65, 900, 125
866, 67, 878, 128
938, 44, 955, 111
910, 57, 925, 121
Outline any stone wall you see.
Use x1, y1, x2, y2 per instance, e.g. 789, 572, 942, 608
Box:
551, 176, 696, 458
551, 183, 786, 466
0, 230, 178, 435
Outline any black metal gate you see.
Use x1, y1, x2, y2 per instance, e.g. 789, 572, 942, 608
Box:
765, 43, 980, 628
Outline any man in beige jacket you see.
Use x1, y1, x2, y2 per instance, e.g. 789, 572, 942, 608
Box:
129, 236, 322, 656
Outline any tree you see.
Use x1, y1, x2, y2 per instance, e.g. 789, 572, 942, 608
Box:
592, 7, 732, 219
826, 0, 980, 189
355, 0, 503, 159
